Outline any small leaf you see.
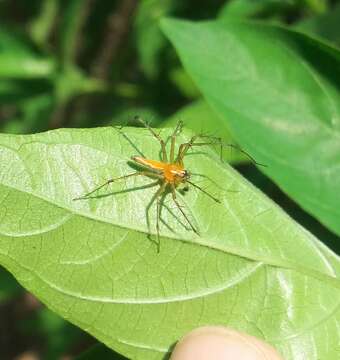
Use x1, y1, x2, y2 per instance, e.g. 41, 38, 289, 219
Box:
30, 0, 59, 48
134, 0, 179, 79
1, 127, 340, 359
218, 0, 293, 19
161, 18, 340, 237
59, 0, 87, 66
55, 65, 105, 104
169, 67, 200, 98
0, 27, 55, 78
19, 94, 54, 133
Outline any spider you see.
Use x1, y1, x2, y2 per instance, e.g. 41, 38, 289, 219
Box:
74, 117, 262, 250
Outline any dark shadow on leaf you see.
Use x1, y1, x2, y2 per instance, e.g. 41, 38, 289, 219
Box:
162, 341, 176, 360
76, 180, 160, 200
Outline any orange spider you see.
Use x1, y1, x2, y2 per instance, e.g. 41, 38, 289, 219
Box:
74, 117, 262, 250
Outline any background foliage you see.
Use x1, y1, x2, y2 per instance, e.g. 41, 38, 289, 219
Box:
1, 0, 340, 359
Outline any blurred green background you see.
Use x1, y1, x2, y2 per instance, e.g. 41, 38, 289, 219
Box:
1, 0, 340, 358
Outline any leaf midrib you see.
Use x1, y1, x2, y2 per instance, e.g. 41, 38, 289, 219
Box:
2, 178, 340, 292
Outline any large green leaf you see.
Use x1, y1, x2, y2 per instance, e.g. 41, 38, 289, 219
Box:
161, 18, 340, 237
1, 127, 340, 359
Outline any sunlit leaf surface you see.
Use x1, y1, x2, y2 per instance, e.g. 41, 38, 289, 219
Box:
1, 127, 340, 359
161, 18, 340, 238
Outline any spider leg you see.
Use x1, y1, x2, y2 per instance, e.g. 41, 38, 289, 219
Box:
156, 183, 167, 252
177, 137, 223, 164
192, 135, 266, 165
170, 120, 184, 163
170, 184, 199, 235
73, 171, 159, 200
222, 143, 267, 167
145, 182, 167, 252
158, 192, 177, 233
186, 180, 220, 203
176, 135, 266, 167
176, 135, 198, 165
176, 135, 223, 164
134, 116, 168, 162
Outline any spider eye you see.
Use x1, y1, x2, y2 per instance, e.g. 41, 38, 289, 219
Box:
177, 169, 189, 178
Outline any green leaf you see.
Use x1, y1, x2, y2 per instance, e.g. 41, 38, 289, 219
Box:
161, 18, 340, 237
163, 99, 247, 164
134, 0, 179, 79
164, 99, 228, 133
59, 0, 87, 66
295, 2, 340, 46
30, 0, 59, 48
301, 0, 328, 14
1, 127, 340, 360
1, 94, 53, 134
20, 94, 54, 133
218, 0, 294, 19
0, 27, 55, 78
54, 65, 105, 104
169, 67, 200, 98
